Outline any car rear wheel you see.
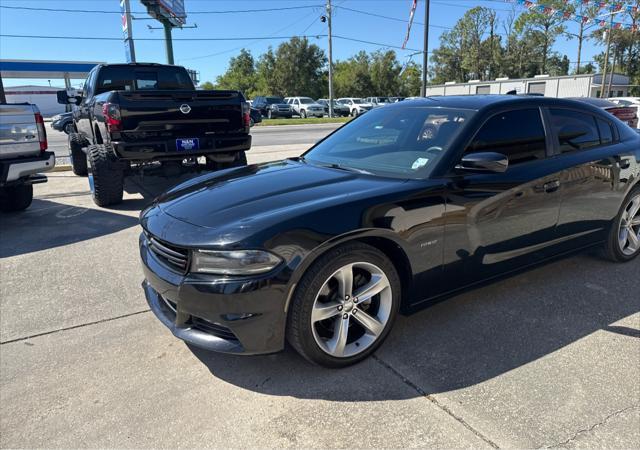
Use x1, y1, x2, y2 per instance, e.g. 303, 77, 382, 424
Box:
64, 122, 75, 134
603, 186, 640, 262
68, 133, 88, 176
0, 184, 33, 212
301, 109, 307, 118
267, 109, 273, 119
87, 144, 124, 207
351, 109, 358, 117
287, 242, 400, 368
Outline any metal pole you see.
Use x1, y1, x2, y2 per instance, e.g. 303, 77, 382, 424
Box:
163, 20, 175, 65
607, 50, 616, 97
420, 0, 430, 97
327, 0, 334, 118
121, 0, 136, 63
0, 74, 6, 104
600, 15, 613, 98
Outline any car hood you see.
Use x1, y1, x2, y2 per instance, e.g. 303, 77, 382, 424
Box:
145, 159, 406, 246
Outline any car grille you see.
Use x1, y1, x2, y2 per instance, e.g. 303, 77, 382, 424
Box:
192, 316, 239, 341
148, 235, 189, 273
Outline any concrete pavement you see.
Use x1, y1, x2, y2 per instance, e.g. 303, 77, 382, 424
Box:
1, 171, 639, 448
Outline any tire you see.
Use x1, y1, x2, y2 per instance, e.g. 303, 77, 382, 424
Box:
87, 144, 124, 207
351, 109, 358, 117
267, 109, 273, 119
301, 109, 307, 118
64, 122, 75, 134
68, 133, 88, 176
603, 186, 640, 262
250, 117, 255, 127
0, 184, 33, 212
287, 242, 401, 368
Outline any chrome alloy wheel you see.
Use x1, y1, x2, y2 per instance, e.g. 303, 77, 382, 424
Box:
311, 262, 392, 358
619, 193, 640, 256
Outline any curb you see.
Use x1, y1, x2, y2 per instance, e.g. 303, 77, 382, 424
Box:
52, 164, 72, 172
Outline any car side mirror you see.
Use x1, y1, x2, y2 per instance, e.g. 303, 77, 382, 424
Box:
57, 89, 82, 105
455, 152, 509, 173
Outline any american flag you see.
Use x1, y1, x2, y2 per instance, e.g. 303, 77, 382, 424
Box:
402, 0, 418, 50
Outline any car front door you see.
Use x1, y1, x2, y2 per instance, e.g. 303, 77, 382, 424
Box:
75, 69, 95, 141
443, 107, 563, 286
546, 107, 635, 251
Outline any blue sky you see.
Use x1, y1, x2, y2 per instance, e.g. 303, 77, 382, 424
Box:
0, 0, 610, 88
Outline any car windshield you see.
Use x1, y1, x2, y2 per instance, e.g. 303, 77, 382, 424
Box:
266, 97, 284, 104
377, 97, 391, 103
304, 106, 475, 179
352, 98, 365, 104
299, 98, 315, 104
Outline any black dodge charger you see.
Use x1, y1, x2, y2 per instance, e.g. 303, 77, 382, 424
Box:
140, 95, 640, 368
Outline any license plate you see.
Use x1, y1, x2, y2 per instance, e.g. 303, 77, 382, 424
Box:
176, 138, 200, 151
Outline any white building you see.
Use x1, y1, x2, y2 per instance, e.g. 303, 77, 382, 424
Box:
425, 73, 631, 99
4, 85, 66, 117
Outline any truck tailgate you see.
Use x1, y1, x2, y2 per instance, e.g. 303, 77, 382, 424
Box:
0, 104, 41, 159
116, 90, 245, 136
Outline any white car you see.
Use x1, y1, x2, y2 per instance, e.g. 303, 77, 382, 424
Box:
365, 97, 393, 108
608, 97, 640, 129
285, 97, 326, 118
337, 98, 374, 117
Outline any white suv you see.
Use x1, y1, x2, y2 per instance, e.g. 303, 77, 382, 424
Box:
337, 98, 374, 117
285, 97, 326, 118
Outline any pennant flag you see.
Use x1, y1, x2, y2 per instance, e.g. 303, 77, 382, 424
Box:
402, 0, 418, 50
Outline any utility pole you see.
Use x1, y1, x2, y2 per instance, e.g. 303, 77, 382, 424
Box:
326, 0, 334, 118
120, 0, 136, 63
162, 19, 175, 65
0, 74, 6, 104
420, 0, 430, 97
600, 14, 613, 98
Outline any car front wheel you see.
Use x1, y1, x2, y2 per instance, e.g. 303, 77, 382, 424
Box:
287, 242, 400, 368
604, 186, 640, 262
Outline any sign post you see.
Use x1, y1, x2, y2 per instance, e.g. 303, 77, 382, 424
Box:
141, 0, 186, 65
120, 0, 136, 63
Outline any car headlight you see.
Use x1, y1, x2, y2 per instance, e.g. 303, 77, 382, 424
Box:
191, 249, 282, 275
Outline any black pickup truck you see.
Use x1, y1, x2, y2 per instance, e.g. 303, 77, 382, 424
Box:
58, 63, 251, 206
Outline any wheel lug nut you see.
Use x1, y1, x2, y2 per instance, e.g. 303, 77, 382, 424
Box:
352, 309, 357, 315
337, 305, 343, 311
345, 295, 350, 300
353, 297, 358, 303
343, 313, 348, 319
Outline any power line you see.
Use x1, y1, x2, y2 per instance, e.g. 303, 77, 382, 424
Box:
332, 5, 451, 29
332, 35, 421, 52
0, 34, 327, 42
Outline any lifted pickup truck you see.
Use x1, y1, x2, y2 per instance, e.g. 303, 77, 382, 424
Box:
58, 63, 251, 206
0, 103, 55, 212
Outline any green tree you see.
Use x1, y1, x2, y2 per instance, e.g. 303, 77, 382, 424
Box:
273, 37, 327, 98
214, 49, 257, 97
255, 47, 278, 95
369, 50, 402, 95
200, 81, 215, 90
399, 61, 422, 96
333, 51, 373, 97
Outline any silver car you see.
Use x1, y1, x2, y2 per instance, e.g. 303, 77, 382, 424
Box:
285, 97, 326, 118
337, 98, 374, 117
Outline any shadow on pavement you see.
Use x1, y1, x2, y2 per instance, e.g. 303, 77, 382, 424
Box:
190, 252, 639, 401
0, 199, 139, 258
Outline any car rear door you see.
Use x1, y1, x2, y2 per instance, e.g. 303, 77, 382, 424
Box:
545, 107, 635, 251
443, 107, 563, 285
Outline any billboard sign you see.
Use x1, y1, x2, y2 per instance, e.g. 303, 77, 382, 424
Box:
141, 0, 186, 27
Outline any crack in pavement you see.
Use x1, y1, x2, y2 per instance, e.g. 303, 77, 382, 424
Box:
547, 404, 640, 448
0, 310, 151, 345
372, 354, 501, 449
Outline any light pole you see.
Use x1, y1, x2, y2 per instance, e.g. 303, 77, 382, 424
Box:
598, 9, 624, 98
326, 0, 334, 118
420, 0, 430, 97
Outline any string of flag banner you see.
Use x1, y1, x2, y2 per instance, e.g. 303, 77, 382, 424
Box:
506, 0, 639, 31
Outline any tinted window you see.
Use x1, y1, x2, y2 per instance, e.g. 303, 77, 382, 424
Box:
95, 66, 193, 95
266, 97, 284, 104
597, 118, 613, 145
468, 109, 547, 164
549, 109, 600, 153
305, 106, 476, 179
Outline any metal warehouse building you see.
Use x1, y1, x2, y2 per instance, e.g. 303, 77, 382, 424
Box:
425, 73, 631, 99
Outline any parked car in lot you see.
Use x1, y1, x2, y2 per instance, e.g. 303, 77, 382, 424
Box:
285, 97, 326, 118
51, 111, 74, 134
249, 107, 262, 127
58, 63, 251, 207
365, 96, 393, 108
252, 96, 293, 119
317, 99, 350, 117
0, 103, 55, 211
569, 97, 638, 129
140, 95, 640, 367
337, 97, 374, 117
608, 97, 640, 128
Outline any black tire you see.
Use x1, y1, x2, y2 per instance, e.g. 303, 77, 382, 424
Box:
0, 184, 33, 212
87, 144, 124, 207
351, 109, 358, 117
286, 242, 401, 368
68, 133, 88, 176
64, 122, 75, 134
301, 109, 307, 118
603, 185, 640, 262
267, 109, 273, 119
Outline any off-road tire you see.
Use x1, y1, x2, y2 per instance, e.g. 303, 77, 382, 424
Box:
68, 133, 88, 176
87, 144, 124, 207
602, 185, 640, 262
286, 242, 401, 368
0, 184, 33, 212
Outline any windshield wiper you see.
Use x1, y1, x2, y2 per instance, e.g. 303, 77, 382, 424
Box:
322, 162, 373, 175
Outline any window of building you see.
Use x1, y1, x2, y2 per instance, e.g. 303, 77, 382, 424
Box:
476, 85, 491, 95
528, 82, 546, 95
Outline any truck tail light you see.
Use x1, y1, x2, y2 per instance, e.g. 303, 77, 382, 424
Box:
102, 102, 122, 132
242, 101, 251, 128
34, 111, 48, 152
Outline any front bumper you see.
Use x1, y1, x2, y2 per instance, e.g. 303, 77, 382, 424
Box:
0, 152, 55, 184
140, 233, 291, 355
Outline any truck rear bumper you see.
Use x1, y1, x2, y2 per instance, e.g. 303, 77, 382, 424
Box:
112, 134, 251, 161
0, 152, 55, 185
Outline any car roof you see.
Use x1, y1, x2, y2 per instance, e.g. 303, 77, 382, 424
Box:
385, 95, 607, 112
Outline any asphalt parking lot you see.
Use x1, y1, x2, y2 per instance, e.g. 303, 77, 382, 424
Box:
1, 132, 639, 448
